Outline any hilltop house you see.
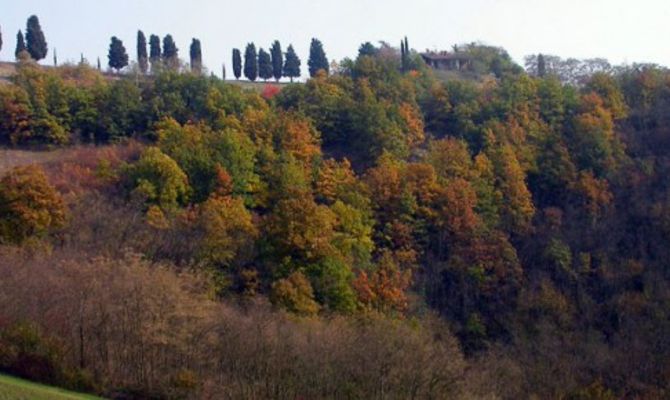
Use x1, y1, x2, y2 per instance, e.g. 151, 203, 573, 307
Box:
420, 51, 472, 71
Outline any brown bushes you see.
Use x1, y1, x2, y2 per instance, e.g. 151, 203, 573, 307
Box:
0, 249, 467, 399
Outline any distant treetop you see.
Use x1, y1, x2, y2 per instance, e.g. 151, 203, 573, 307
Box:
25, 15, 48, 61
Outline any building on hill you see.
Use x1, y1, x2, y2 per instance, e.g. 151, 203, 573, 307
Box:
421, 51, 472, 71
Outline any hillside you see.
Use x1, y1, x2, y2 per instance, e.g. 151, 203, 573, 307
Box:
0, 39, 669, 399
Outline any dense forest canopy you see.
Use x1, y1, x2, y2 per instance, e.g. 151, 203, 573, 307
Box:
0, 22, 669, 399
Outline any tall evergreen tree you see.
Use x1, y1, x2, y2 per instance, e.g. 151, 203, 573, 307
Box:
232, 48, 242, 80
307, 38, 328, 77
0, 25, 3, 57
25, 15, 47, 61
190, 38, 202, 74
283, 44, 301, 82
222, 63, 226, 80
401, 36, 411, 72
270, 40, 283, 82
15, 31, 26, 59
53, 48, 57, 66
149, 34, 161, 70
258, 48, 272, 81
97, 57, 101, 71
108, 36, 129, 72
243, 43, 257, 81
137, 30, 148, 74
537, 53, 546, 77
162, 34, 178, 70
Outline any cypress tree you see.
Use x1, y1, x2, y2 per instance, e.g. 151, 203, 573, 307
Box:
108, 36, 129, 72
232, 48, 242, 80
222, 63, 226, 80
270, 40, 283, 82
162, 34, 178, 70
283, 44, 301, 82
53, 48, 57, 66
190, 38, 202, 74
258, 48, 272, 81
0, 25, 3, 57
401, 36, 411, 72
97, 57, 101, 71
149, 34, 161, 70
537, 53, 546, 77
307, 38, 328, 77
137, 30, 148, 74
25, 15, 48, 60
243, 43, 257, 81
15, 31, 26, 59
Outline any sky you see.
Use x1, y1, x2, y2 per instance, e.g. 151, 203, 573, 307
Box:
3, 0, 670, 78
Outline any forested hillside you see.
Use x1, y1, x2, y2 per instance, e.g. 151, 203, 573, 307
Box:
0, 24, 669, 399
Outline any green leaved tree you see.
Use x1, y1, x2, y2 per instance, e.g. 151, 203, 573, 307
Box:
137, 30, 148, 74
258, 48, 272, 81
270, 40, 283, 82
162, 34, 179, 70
244, 43, 257, 81
108, 36, 129, 72
26, 15, 47, 60
232, 48, 242, 80
149, 34, 161, 71
190, 38, 202, 74
15, 31, 26, 59
308, 38, 328, 77
283, 44, 301, 82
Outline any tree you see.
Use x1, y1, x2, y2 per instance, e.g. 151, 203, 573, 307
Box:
243, 43, 257, 81
189, 38, 202, 74
108, 36, 129, 72
15, 31, 26, 59
0, 25, 3, 57
258, 48, 272, 81
232, 48, 242, 80
401, 36, 411, 72
162, 34, 178, 70
0, 165, 66, 244
358, 42, 377, 58
538, 53, 546, 77
270, 40, 283, 82
197, 193, 257, 267
283, 44, 301, 82
149, 34, 161, 70
124, 147, 190, 211
137, 30, 148, 74
308, 38, 329, 77
25, 15, 47, 61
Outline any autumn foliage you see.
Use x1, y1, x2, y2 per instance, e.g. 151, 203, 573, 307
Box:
0, 45, 669, 399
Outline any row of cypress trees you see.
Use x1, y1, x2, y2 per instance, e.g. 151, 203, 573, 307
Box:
3, 15, 331, 81
110, 31, 183, 73
234, 38, 328, 82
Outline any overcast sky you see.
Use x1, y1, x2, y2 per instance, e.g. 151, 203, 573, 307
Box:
3, 0, 670, 78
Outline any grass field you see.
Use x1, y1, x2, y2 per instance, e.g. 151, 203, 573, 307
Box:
0, 374, 102, 400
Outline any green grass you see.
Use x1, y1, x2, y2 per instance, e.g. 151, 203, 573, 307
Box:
0, 374, 102, 400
